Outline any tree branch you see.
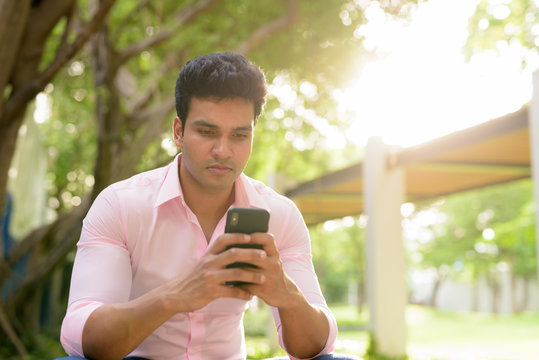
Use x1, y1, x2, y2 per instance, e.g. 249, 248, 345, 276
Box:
112, 0, 151, 38
116, 0, 223, 65
0, 305, 27, 357
119, 99, 176, 179
4, 0, 116, 120
130, 97, 175, 131
235, 0, 300, 56
5, 200, 89, 314
0, 224, 51, 284
57, 2, 77, 55
0, 0, 31, 114
126, 50, 185, 124
0, 194, 90, 286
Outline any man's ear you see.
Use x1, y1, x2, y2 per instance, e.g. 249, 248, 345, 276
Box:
173, 117, 183, 148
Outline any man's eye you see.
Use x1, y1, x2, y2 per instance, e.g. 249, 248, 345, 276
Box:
198, 128, 215, 135
233, 132, 249, 139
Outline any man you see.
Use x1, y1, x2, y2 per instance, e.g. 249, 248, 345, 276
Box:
60, 52, 344, 360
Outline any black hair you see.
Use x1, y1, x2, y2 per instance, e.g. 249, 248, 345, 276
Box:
175, 52, 267, 129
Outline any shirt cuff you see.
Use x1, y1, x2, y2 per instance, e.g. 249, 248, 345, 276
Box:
60, 300, 103, 357
285, 305, 338, 360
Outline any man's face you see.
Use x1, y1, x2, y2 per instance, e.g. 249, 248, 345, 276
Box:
173, 97, 255, 194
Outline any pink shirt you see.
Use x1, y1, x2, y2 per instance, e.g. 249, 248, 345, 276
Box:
60, 154, 337, 360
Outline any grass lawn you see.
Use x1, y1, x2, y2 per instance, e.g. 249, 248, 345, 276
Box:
405, 305, 539, 360
245, 304, 539, 359
331, 304, 539, 360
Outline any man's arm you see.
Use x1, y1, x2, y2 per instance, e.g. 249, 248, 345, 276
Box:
243, 233, 331, 359
82, 289, 179, 360
75, 234, 266, 360
278, 283, 330, 359
268, 271, 330, 358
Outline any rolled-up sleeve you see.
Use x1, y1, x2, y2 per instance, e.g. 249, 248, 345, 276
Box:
60, 186, 133, 357
270, 202, 338, 359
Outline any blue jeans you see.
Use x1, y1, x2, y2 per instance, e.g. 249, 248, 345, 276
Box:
56, 354, 361, 359
55, 358, 149, 360
267, 355, 361, 359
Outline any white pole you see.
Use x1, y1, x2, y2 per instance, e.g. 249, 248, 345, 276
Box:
529, 71, 539, 281
364, 137, 407, 356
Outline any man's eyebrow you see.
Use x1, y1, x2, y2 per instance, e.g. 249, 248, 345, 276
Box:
192, 119, 252, 131
234, 124, 253, 131
192, 120, 218, 128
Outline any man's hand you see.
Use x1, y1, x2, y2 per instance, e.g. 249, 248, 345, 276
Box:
232, 233, 330, 359
234, 233, 300, 309
165, 232, 268, 313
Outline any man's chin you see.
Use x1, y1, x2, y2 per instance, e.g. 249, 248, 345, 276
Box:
202, 178, 236, 192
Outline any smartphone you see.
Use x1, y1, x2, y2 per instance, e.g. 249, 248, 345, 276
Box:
224, 208, 270, 285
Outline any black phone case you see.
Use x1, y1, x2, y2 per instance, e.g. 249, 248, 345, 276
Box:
224, 208, 269, 285
225, 208, 269, 234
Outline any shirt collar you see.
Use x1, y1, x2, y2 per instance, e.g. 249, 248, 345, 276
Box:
233, 173, 269, 210
154, 153, 269, 210
154, 154, 183, 207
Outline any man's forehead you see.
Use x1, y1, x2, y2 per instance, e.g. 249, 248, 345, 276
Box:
191, 119, 253, 130
191, 95, 253, 106
187, 97, 255, 118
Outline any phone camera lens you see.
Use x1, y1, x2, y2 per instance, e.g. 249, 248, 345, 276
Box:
231, 213, 239, 226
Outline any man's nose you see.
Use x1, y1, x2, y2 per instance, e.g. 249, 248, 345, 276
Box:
211, 137, 232, 158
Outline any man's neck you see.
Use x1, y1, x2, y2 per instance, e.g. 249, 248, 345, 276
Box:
178, 165, 236, 241
185, 186, 235, 242
184, 185, 235, 218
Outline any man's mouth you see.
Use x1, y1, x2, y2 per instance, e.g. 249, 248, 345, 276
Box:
207, 164, 232, 175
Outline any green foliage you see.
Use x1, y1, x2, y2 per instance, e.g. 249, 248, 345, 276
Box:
243, 304, 271, 337
332, 302, 369, 329
309, 217, 366, 303
0, 327, 65, 360
244, 336, 287, 360
493, 201, 536, 277
466, 0, 539, 67
407, 179, 536, 295
243, 304, 286, 359
34, 0, 383, 217
37, 59, 97, 213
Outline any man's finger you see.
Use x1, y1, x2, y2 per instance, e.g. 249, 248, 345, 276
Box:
219, 246, 266, 267
220, 267, 266, 286
249, 232, 278, 257
220, 285, 254, 301
207, 233, 251, 254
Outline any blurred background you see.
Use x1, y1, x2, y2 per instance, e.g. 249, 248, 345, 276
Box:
1, 0, 539, 359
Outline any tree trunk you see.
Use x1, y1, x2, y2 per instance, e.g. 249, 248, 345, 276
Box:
511, 270, 518, 313
471, 280, 480, 312
0, 112, 25, 230
0, 0, 74, 218
3, 197, 89, 345
488, 273, 500, 314
0, 2, 31, 248
0, 0, 31, 99
429, 276, 442, 308
0, 305, 27, 356
516, 276, 530, 313
5, 203, 88, 303
357, 278, 365, 314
